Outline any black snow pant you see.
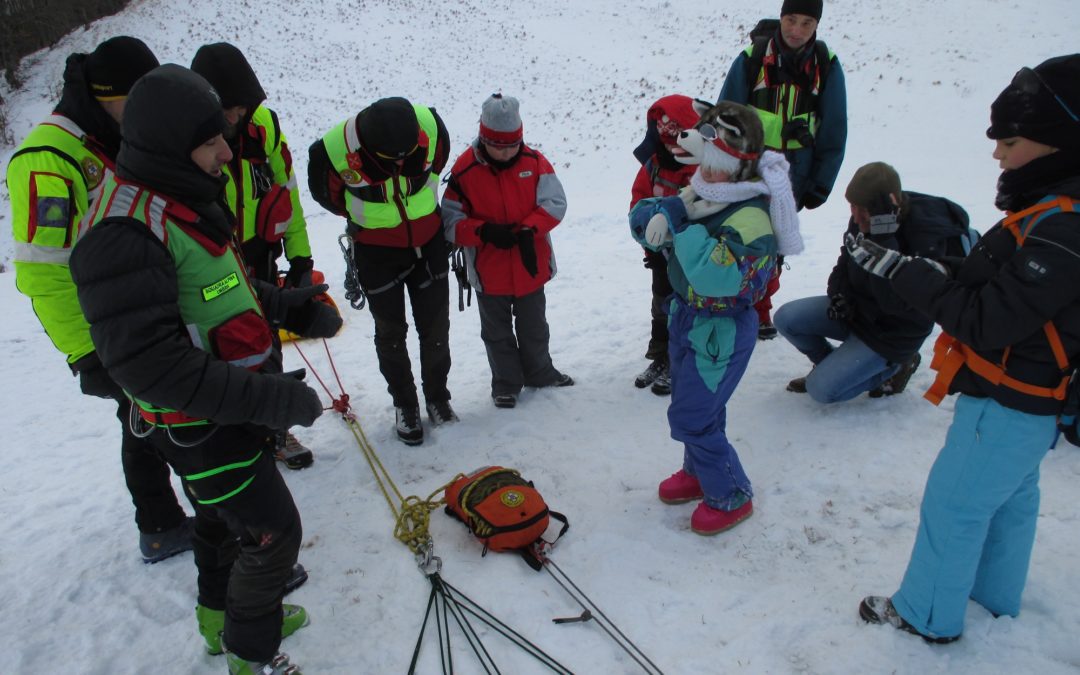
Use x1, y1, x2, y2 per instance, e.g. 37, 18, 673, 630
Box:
354, 231, 452, 409
476, 288, 562, 397
114, 397, 187, 534
151, 423, 302, 663
645, 249, 672, 362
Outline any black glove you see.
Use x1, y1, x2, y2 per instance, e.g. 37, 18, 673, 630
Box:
269, 373, 324, 429
71, 351, 123, 400
845, 233, 949, 279
478, 222, 516, 249
290, 297, 343, 338
798, 188, 828, 211
867, 193, 900, 237
254, 280, 329, 327
283, 256, 314, 288
826, 294, 854, 322
518, 227, 538, 277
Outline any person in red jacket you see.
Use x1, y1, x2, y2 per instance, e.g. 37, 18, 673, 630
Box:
442, 94, 571, 409
629, 95, 702, 396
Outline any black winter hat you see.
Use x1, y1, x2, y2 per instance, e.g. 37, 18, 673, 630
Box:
357, 97, 420, 159
85, 36, 159, 100
190, 42, 266, 110
987, 54, 1080, 151
780, 0, 822, 20
121, 64, 228, 157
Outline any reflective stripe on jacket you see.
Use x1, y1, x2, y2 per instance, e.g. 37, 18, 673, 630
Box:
7, 114, 110, 362
90, 178, 273, 426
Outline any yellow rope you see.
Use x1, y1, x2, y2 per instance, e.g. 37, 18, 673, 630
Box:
342, 413, 462, 554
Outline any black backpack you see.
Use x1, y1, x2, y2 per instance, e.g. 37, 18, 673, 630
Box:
743, 18, 833, 95
900, 191, 980, 259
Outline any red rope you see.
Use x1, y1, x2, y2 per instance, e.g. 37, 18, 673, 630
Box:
291, 339, 352, 415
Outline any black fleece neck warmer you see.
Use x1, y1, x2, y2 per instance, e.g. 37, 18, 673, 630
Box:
995, 150, 1080, 212
478, 142, 521, 171
117, 65, 230, 226
53, 53, 122, 159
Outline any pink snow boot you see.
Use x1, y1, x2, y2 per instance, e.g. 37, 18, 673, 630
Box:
658, 470, 704, 504
690, 500, 753, 535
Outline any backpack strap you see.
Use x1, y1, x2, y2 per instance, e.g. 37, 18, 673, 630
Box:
924, 196, 1077, 406
744, 36, 833, 97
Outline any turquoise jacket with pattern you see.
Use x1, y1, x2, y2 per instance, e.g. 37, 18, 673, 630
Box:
630, 194, 777, 313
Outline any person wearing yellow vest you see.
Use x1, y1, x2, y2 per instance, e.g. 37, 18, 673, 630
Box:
5, 36, 195, 563
70, 64, 340, 674
718, 0, 848, 340
851, 54, 1080, 643
308, 96, 455, 445
191, 42, 317, 471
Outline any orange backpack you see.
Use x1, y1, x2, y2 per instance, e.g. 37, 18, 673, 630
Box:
445, 466, 568, 570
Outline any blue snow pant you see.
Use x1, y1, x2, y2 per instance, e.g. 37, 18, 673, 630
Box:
667, 298, 758, 509
891, 395, 1057, 639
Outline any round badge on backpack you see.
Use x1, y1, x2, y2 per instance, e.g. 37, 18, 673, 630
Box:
500, 489, 525, 508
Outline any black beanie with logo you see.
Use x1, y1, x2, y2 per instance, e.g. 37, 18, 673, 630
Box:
85, 36, 159, 100
780, 0, 822, 20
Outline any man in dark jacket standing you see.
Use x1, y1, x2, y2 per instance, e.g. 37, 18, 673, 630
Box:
308, 97, 455, 445
718, 0, 848, 339
70, 64, 339, 674
774, 163, 931, 402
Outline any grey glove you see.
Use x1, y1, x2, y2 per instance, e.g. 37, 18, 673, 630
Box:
267, 373, 324, 429
845, 233, 948, 279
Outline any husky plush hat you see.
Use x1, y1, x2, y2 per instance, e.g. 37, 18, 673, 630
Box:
678, 101, 764, 182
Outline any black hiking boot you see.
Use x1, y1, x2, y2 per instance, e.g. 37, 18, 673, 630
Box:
635, 359, 667, 389
870, 353, 922, 398
650, 364, 671, 396
859, 596, 960, 644
284, 563, 308, 595
492, 393, 517, 409
395, 407, 423, 445
787, 375, 808, 393
426, 400, 459, 426
758, 320, 778, 340
140, 517, 194, 564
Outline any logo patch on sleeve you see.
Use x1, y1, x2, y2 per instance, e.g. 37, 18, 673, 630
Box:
35, 197, 70, 229
1021, 256, 1049, 281
202, 272, 240, 301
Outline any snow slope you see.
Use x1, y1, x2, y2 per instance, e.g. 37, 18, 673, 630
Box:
1, 1, 1079, 673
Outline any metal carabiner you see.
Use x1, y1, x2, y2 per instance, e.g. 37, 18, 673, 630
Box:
338, 234, 367, 310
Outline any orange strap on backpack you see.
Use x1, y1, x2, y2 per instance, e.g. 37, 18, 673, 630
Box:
924, 196, 1076, 406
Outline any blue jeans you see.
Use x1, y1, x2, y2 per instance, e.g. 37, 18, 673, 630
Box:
891, 395, 1057, 639
667, 299, 758, 509
773, 295, 897, 403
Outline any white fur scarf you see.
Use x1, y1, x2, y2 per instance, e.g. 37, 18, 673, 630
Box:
688, 150, 804, 256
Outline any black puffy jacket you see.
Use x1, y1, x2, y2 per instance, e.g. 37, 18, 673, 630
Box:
892, 175, 1080, 415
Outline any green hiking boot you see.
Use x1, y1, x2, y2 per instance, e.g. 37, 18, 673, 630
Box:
197, 604, 310, 656
225, 651, 302, 674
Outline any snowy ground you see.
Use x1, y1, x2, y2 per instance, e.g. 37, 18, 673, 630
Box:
2, 1, 1079, 673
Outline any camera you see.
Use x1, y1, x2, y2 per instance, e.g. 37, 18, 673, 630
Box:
781, 118, 815, 147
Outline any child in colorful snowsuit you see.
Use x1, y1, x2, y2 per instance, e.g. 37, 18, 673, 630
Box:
629, 95, 702, 395
442, 94, 571, 409
856, 54, 1080, 642
629, 101, 802, 534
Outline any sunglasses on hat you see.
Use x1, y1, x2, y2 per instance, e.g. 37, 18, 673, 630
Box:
1012, 67, 1079, 123
697, 122, 760, 160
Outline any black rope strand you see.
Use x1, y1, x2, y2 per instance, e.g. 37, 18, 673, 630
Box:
439, 577, 575, 675
542, 557, 664, 675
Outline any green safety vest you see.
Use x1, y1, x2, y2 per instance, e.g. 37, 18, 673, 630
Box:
88, 177, 273, 428
222, 105, 311, 259
321, 104, 440, 229
744, 43, 832, 152
7, 114, 109, 362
